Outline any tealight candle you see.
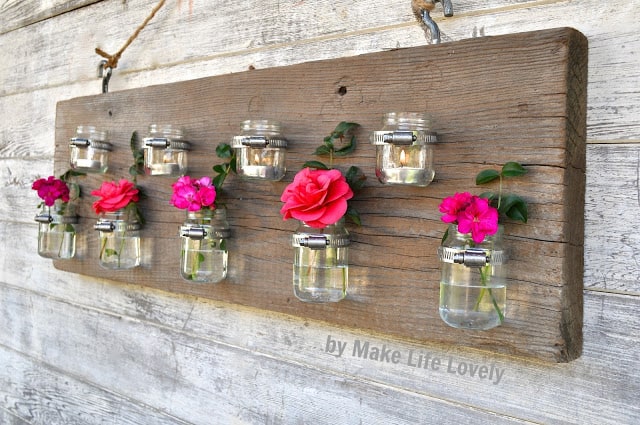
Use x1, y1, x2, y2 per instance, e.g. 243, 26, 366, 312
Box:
371, 112, 438, 187
143, 124, 191, 176
231, 120, 287, 181
69, 126, 111, 173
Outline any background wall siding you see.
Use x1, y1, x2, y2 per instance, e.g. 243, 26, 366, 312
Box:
1, 0, 639, 424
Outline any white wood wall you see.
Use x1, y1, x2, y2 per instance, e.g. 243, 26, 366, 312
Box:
1, 1, 638, 423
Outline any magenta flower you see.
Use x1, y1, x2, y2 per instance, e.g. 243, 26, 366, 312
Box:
32, 176, 70, 207
456, 196, 499, 244
439, 192, 473, 224
170, 176, 217, 211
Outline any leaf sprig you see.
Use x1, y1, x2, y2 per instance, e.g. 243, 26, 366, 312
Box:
211, 143, 237, 190
303, 121, 366, 225
476, 161, 528, 223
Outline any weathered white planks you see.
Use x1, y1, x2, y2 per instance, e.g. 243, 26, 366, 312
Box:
0, 265, 639, 423
0, 0, 100, 35
1, 0, 640, 423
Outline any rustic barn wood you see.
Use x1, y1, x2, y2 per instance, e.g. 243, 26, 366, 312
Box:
52, 27, 587, 363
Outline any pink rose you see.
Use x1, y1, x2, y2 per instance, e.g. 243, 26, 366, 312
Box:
32, 176, 70, 206
170, 175, 216, 211
280, 168, 353, 228
457, 196, 499, 244
91, 179, 139, 214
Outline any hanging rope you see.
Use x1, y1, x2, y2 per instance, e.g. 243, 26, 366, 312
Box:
95, 0, 167, 71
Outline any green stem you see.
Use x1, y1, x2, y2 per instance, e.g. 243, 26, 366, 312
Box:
474, 266, 504, 323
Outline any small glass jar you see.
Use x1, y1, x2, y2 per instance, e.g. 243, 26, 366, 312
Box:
180, 208, 230, 283
438, 224, 506, 330
69, 126, 112, 173
292, 219, 350, 303
143, 124, 191, 176
34, 200, 78, 259
231, 120, 287, 181
371, 112, 437, 186
94, 209, 141, 269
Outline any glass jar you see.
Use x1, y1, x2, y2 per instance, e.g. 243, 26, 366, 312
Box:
371, 112, 437, 186
180, 208, 230, 283
292, 219, 350, 303
438, 224, 506, 330
94, 209, 141, 269
143, 124, 191, 176
69, 126, 112, 173
34, 200, 78, 259
231, 120, 287, 181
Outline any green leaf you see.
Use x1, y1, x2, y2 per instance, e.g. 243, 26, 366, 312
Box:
302, 160, 329, 170
476, 169, 501, 185
334, 135, 356, 156
333, 121, 358, 136
229, 156, 237, 174
216, 143, 232, 159
314, 145, 332, 156
441, 227, 450, 245
345, 166, 366, 191
345, 206, 361, 226
219, 239, 227, 251
501, 161, 527, 178
212, 164, 226, 174
105, 248, 118, 257
212, 173, 226, 189
499, 194, 528, 223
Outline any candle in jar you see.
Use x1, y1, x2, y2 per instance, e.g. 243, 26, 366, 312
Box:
73, 158, 103, 171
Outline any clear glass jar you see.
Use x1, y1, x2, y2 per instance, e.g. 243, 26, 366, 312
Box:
69, 126, 112, 173
231, 120, 287, 181
34, 200, 77, 259
292, 219, 350, 303
143, 124, 191, 176
438, 224, 506, 330
180, 208, 230, 283
371, 112, 437, 186
94, 209, 141, 269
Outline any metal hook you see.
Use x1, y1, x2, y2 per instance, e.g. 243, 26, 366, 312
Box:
97, 60, 112, 94
415, 0, 454, 44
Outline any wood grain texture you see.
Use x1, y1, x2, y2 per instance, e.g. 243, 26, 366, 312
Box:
1, 272, 638, 424
52, 27, 587, 362
0, 0, 100, 35
2, 0, 640, 424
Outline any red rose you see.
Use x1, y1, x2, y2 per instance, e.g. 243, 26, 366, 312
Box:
280, 168, 353, 228
91, 179, 140, 214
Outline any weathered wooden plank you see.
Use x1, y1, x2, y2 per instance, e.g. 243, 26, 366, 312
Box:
0, 346, 189, 425
47, 27, 587, 362
0, 284, 535, 425
1, 275, 638, 424
0, 0, 100, 35
1, 1, 638, 141
585, 144, 640, 294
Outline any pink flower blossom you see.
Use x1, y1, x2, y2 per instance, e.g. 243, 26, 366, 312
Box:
280, 168, 353, 228
456, 196, 499, 244
439, 193, 499, 244
91, 179, 139, 214
439, 192, 473, 224
32, 176, 70, 207
170, 175, 217, 211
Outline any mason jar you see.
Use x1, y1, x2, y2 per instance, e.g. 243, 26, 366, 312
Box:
231, 120, 287, 181
94, 209, 141, 269
69, 126, 111, 173
438, 224, 506, 330
143, 124, 191, 176
291, 219, 350, 303
180, 208, 230, 283
34, 200, 77, 259
371, 112, 437, 186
